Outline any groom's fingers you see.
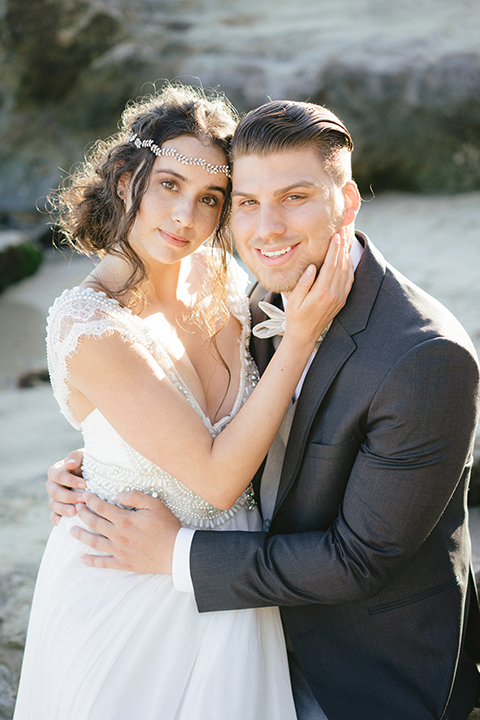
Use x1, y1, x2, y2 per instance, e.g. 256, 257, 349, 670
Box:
116, 489, 164, 511
47, 486, 83, 516
63, 450, 86, 478
70, 523, 112, 554
74, 497, 117, 537
70, 491, 180, 574
79, 492, 134, 525
81, 552, 119, 569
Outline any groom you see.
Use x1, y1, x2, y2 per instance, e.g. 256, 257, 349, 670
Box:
47, 100, 480, 719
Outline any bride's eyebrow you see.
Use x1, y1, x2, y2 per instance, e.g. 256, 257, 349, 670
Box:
154, 168, 187, 181
153, 168, 226, 196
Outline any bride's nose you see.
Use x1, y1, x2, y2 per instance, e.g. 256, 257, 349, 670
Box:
171, 196, 195, 228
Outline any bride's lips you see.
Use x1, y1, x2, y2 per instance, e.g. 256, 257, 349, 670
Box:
254, 243, 299, 265
160, 229, 189, 248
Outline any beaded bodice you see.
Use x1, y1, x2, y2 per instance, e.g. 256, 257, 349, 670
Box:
46, 254, 259, 529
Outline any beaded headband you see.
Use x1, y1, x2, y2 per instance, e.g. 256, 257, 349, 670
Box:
128, 133, 231, 177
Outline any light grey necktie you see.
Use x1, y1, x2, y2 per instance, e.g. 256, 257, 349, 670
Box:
260, 400, 297, 530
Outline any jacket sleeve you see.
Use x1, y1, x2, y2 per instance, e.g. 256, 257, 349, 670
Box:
190, 337, 480, 612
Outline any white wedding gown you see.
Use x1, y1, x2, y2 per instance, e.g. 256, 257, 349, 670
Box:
14, 257, 297, 720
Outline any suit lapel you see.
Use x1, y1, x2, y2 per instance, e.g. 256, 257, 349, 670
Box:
274, 323, 356, 510
274, 233, 387, 513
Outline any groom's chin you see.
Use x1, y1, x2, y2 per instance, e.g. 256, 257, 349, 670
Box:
254, 265, 315, 295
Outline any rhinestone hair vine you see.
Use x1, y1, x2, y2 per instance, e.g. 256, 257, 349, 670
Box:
128, 133, 231, 177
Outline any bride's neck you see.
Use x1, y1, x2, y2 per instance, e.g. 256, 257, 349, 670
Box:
85, 252, 203, 318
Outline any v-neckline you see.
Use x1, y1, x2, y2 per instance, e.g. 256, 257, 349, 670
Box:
159, 335, 245, 433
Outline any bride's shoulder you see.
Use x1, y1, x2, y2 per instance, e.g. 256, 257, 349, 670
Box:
46, 285, 139, 355
48, 285, 127, 323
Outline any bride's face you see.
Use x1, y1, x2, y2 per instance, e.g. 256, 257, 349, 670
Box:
120, 136, 229, 267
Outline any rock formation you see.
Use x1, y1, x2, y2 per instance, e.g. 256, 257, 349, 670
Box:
1, 0, 480, 215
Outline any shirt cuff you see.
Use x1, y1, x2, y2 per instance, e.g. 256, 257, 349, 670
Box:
172, 527, 196, 593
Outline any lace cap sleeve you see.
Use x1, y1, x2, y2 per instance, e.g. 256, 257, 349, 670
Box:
46, 287, 153, 429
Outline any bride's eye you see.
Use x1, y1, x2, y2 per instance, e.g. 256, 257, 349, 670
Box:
200, 195, 218, 207
162, 180, 177, 191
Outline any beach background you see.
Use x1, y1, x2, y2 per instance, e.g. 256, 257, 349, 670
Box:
1, 0, 480, 716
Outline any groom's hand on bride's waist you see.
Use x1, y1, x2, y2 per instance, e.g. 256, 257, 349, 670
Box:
71, 491, 181, 575
46, 449, 86, 525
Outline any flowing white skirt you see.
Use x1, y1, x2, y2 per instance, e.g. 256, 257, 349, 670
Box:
14, 508, 297, 720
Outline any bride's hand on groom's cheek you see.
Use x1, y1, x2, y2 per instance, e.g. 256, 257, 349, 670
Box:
70, 491, 181, 575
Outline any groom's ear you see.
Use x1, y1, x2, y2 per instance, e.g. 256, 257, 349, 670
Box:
341, 181, 361, 227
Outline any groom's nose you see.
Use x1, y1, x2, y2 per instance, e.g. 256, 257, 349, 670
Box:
254, 204, 287, 241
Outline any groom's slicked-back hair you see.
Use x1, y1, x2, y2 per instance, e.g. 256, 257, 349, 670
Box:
231, 100, 354, 186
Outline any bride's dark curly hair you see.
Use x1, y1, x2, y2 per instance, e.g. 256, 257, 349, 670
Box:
50, 83, 238, 334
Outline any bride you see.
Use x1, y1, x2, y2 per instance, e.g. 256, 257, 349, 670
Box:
14, 84, 352, 719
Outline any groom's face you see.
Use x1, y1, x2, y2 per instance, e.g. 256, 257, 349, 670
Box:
230, 148, 347, 295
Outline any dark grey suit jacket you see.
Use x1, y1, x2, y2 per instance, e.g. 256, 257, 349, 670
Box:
190, 233, 480, 719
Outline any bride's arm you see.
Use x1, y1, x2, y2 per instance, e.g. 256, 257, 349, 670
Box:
68, 234, 352, 509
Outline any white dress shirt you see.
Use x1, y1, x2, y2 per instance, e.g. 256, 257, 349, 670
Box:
172, 237, 364, 593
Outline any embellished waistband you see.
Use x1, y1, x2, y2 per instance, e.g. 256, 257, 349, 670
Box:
82, 452, 256, 529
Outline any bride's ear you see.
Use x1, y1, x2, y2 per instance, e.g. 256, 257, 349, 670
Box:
117, 173, 131, 201
341, 181, 361, 227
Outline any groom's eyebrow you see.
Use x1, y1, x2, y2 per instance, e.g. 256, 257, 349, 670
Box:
231, 189, 254, 198
272, 181, 318, 196
231, 181, 319, 198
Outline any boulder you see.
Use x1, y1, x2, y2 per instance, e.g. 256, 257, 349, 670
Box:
1, 0, 480, 211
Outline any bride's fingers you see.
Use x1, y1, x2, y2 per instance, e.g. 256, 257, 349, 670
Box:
286, 264, 316, 308
315, 233, 345, 285
326, 239, 353, 299
306, 234, 350, 305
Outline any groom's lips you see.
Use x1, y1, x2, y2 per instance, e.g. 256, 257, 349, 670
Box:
255, 243, 300, 265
